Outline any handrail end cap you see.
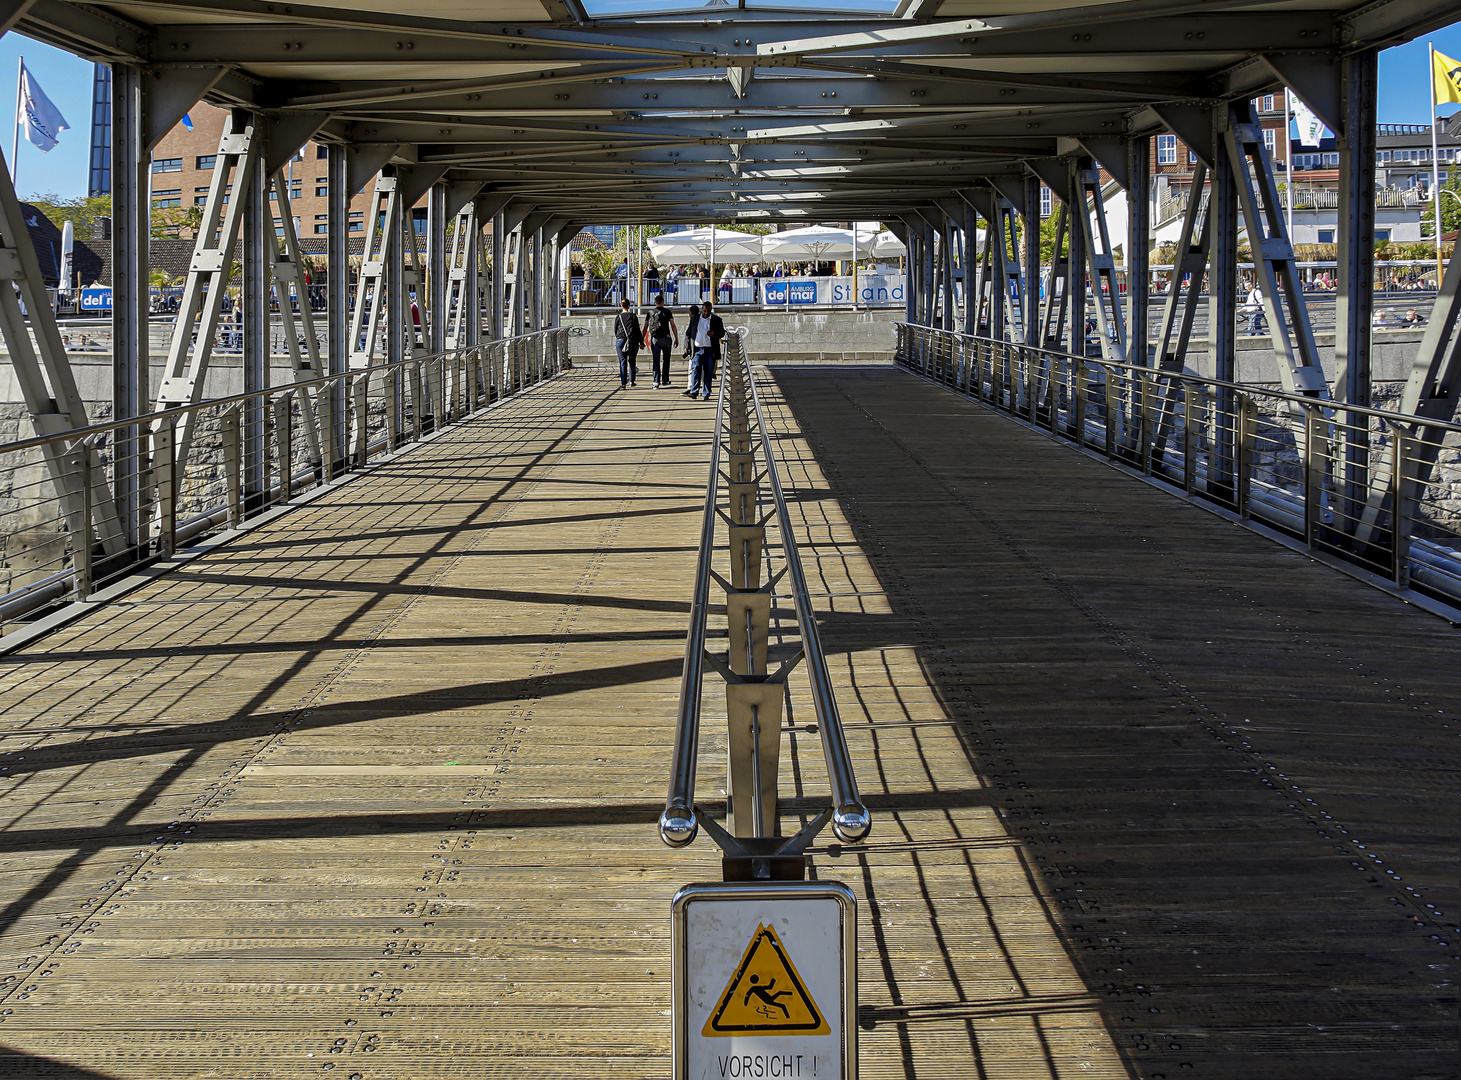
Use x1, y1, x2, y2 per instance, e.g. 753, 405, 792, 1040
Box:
832, 803, 871, 844
659, 809, 698, 848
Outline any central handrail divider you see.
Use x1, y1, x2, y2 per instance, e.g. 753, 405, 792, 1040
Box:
747, 368, 869, 843
660, 359, 727, 849
660, 331, 870, 875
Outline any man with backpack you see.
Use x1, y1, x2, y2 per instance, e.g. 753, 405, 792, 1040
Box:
643, 295, 679, 387
614, 299, 642, 389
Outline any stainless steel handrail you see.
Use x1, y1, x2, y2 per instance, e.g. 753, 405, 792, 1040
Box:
0, 327, 569, 457
893, 321, 1461, 435
659, 355, 728, 849
0, 327, 570, 633
748, 366, 871, 843
659, 332, 871, 849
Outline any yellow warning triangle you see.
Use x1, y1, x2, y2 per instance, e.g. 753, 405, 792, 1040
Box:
702, 923, 830, 1036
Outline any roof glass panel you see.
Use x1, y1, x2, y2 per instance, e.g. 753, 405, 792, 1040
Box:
580, 0, 902, 15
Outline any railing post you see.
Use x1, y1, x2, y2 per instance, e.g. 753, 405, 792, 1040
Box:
1183, 383, 1199, 494
316, 386, 335, 483
73, 441, 93, 599
1303, 405, 1324, 547
1023, 347, 1036, 421
1102, 367, 1118, 458
222, 405, 242, 528
352, 375, 369, 465
155, 419, 177, 558
384, 366, 401, 449
273, 395, 293, 504
411, 362, 424, 441
1073, 359, 1088, 445
1139, 372, 1155, 474
991, 341, 1004, 410
1392, 429, 1414, 587
1235, 393, 1256, 518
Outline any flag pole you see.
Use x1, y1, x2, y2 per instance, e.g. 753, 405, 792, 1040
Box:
1433, 42, 1444, 283
11, 57, 21, 186
1284, 88, 1293, 242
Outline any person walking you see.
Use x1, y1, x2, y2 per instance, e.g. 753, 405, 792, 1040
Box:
682, 301, 725, 401
644, 294, 678, 387
614, 299, 642, 389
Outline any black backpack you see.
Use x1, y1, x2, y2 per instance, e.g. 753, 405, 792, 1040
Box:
646, 306, 673, 339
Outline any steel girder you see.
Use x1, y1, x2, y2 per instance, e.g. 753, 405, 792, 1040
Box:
10, 0, 1454, 224
150, 109, 263, 475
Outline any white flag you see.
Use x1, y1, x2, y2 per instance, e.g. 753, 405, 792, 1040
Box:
1290, 96, 1325, 148
18, 61, 69, 153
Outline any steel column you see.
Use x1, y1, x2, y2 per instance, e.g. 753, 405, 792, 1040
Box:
1023, 175, 1040, 347
1334, 49, 1378, 532
1207, 108, 1240, 495
242, 120, 269, 512
428, 184, 448, 354
327, 146, 349, 471
111, 63, 149, 550
150, 109, 261, 472
491, 211, 506, 341
1066, 160, 1086, 360
946, 211, 958, 328
1127, 135, 1151, 367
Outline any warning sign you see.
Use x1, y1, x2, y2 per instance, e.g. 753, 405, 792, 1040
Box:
674, 881, 855, 1079
703, 924, 829, 1036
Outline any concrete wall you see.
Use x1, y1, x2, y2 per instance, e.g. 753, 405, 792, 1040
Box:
564, 309, 901, 365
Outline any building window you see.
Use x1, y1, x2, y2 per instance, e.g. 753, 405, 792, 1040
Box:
314, 213, 328, 221
1263, 128, 1276, 156
1262, 94, 1274, 112
194, 195, 208, 205
348, 221, 363, 231
1040, 186, 1051, 216
314, 223, 329, 234
1375, 229, 1391, 242
1318, 229, 1335, 243
316, 182, 329, 197
152, 189, 182, 208
316, 145, 328, 159
1157, 134, 1177, 165
196, 154, 216, 170
152, 157, 182, 173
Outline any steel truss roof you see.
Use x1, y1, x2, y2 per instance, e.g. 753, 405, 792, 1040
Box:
11, 0, 1461, 224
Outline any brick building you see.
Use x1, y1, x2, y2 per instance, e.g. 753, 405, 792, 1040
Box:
149, 102, 424, 239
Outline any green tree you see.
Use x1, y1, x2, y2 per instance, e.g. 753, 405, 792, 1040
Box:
25, 192, 112, 235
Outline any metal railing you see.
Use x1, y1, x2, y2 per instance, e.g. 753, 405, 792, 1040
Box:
660, 331, 871, 868
895, 323, 1461, 613
0, 327, 570, 639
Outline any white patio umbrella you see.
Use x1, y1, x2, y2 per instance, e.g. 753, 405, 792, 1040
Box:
760, 224, 865, 263
869, 230, 908, 259
647, 226, 763, 264
647, 227, 763, 302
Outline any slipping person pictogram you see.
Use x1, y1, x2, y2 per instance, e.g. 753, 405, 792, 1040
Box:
743, 974, 793, 1019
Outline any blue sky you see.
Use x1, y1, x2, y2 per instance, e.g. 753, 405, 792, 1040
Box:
1, 20, 1459, 201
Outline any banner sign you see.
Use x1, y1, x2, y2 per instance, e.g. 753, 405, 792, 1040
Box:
79, 287, 112, 312
763, 280, 819, 305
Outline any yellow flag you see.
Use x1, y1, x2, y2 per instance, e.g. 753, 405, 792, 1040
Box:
1434, 48, 1461, 105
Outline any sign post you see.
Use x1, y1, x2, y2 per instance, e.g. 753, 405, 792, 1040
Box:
674, 881, 856, 1080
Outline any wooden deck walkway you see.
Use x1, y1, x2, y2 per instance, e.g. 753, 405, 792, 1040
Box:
0, 365, 1453, 1079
